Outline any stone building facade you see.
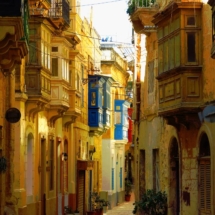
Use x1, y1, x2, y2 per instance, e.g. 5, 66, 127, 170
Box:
129, 0, 215, 214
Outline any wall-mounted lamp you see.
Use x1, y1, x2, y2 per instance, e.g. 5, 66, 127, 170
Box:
62, 152, 68, 161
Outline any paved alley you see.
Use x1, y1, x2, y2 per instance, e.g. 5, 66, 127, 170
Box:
106, 191, 135, 215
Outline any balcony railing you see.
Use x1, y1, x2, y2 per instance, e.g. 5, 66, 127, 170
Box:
127, 0, 158, 15
49, 0, 70, 25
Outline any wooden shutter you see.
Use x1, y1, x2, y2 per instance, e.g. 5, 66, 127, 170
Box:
199, 158, 211, 214
78, 171, 85, 215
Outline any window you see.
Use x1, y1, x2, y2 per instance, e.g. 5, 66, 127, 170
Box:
49, 138, 54, 191
81, 65, 84, 106
153, 149, 159, 192
187, 16, 196, 26
52, 47, 58, 52
148, 61, 154, 93
199, 158, 211, 213
82, 88, 84, 107
112, 168, 114, 190
26, 133, 34, 200
187, 32, 196, 62
29, 42, 37, 64
41, 30, 50, 69
64, 141, 68, 192
158, 12, 200, 74
52, 58, 58, 76
120, 167, 122, 188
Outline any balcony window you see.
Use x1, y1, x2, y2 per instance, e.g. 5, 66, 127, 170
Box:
29, 42, 37, 64
187, 32, 196, 62
52, 58, 58, 76
41, 31, 51, 69
158, 13, 200, 74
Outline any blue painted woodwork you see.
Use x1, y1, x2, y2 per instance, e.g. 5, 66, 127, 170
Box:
102, 77, 113, 128
120, 167, 122, 188
88, 108, 103, 127
88, 75, 114, 130
88, 75, 105, 128
114, 100, 130, 140
112, 168, 114, 190
198, 105, 215, 123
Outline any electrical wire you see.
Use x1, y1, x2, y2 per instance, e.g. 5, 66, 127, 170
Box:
33, 19, 133, 45
72, 0, 125, 7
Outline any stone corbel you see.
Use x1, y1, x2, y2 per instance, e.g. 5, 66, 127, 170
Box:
25, 101, 45, 122
48, 109, 66, 127
63, 115, 77, 130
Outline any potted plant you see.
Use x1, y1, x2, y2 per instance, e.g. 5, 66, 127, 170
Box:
64, 206, 74, 215
87, 192, 102, 215
94, 193, 104, 215
125, 179, 132, 201
101, 199, 109, 213
74, 208, 80, 215
132, 189, 167, 215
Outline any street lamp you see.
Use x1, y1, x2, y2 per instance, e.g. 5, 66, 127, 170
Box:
62, 152, 68, 161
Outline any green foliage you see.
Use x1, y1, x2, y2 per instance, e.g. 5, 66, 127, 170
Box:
125, 180, 132, 195
126, 0, 155, 15
64, 206, 74, 214
132, 189, 167, 215
90, 192, 109, 210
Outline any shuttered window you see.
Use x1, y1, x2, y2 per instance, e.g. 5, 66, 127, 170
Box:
199, 158, 211, 214
78, 171, 85, 215
112, 168, 114, 190
120, 167, 122, 188
153, 149, 160, 192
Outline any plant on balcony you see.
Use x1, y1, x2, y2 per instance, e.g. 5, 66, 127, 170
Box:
126, 0, 155, 15
132, 189, 167, 215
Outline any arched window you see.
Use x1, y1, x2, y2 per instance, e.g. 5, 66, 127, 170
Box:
26, 133, 34, 203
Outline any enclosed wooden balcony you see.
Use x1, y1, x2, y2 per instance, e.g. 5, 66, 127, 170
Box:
153, 1, 203, 129
158, 69, 203, 116
63, 89, 82, 127
127, 0, 159, 34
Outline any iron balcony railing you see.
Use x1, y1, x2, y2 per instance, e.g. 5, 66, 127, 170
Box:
134, 0, 156, 8
49, 0, 70, 25
127, 0, 158, 15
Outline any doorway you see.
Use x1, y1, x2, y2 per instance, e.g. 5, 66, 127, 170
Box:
169, 138, 180, 215
40, 137, 46, 215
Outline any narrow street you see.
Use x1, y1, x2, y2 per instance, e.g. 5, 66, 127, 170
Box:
106, 191, 135, 215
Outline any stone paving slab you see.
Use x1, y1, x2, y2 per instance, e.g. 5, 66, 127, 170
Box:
105, 191, 135, 215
